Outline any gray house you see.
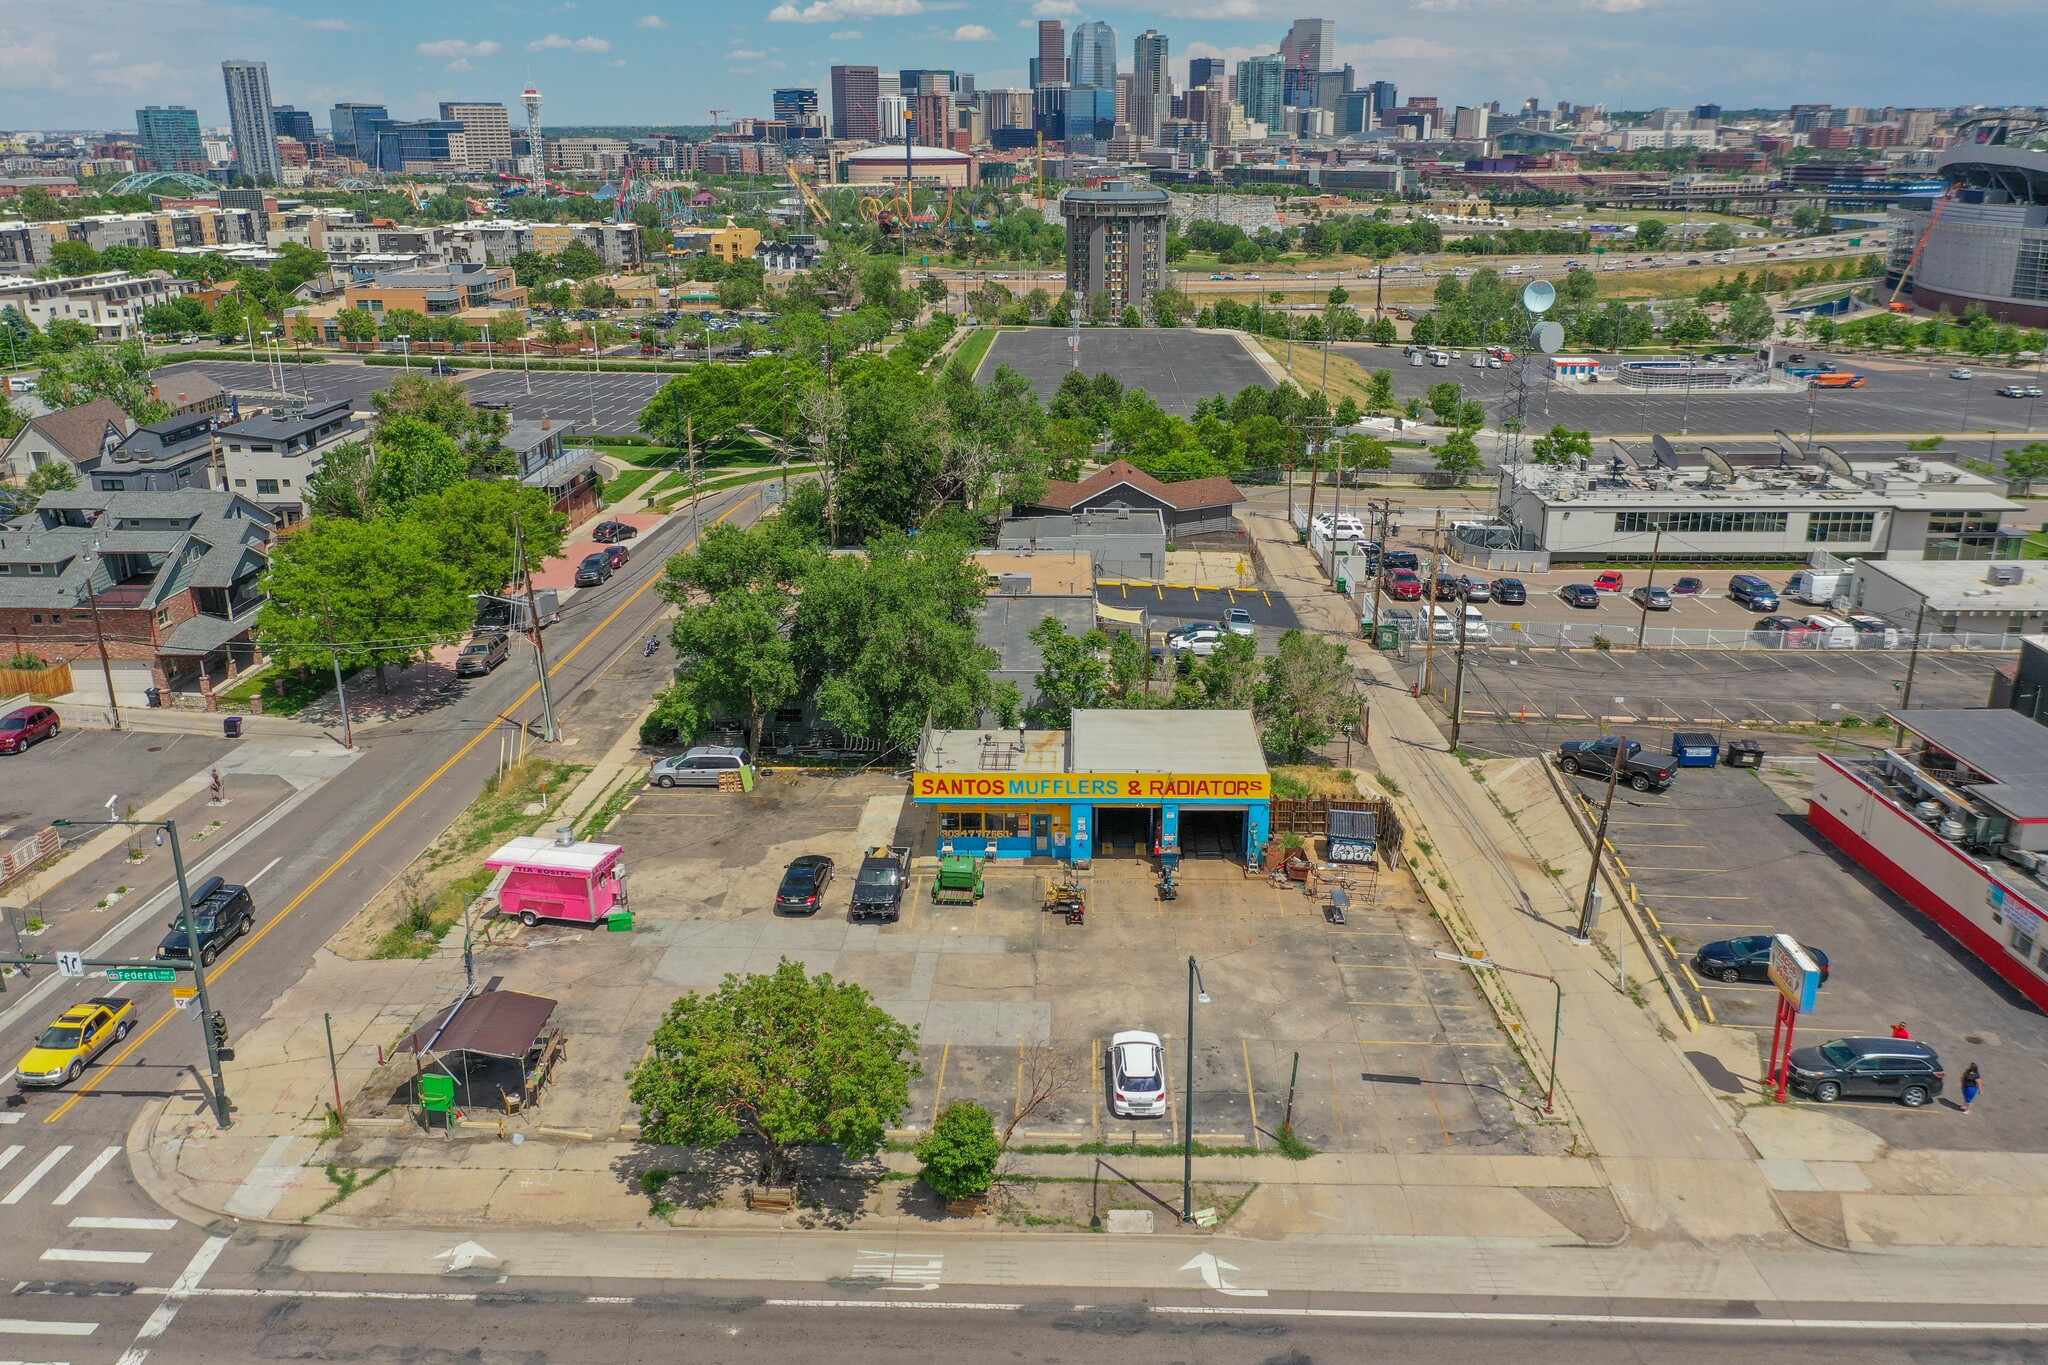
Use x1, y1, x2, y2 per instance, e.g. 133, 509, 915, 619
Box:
1019, 459, 1244, 540
999, 508, 1167, 582
87, 412, 220, 493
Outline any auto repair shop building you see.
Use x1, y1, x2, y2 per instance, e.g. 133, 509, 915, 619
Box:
913, 709, 1270, 866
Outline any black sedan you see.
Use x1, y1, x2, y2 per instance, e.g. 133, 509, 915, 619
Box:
1671, 576, 1705, 596
1557, 583, 1601, 609
592, 521, 639, 544
1490, 577, 1527, 605
775, 854, 835, 915
1692, 934, 1830, 986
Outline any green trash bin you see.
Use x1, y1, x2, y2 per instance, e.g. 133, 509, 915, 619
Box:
607, 909, 634, 932
419, 1072, 456, 1126
1375, 622, 1402, 651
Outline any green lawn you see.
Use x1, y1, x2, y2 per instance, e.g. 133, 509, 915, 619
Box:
951, 327, 997, 378
603, 468, 659, 502
215, 662, 346, 716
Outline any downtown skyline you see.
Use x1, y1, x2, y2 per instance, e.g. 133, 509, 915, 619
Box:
0, 0, 2039, 132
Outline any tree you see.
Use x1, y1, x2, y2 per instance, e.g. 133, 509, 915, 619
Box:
369, 416, 468, 515
1120, 305, 1144, 328
304, 440, 379, 519
2006, 442, 2048, 484
49, 240, 104, 277
1193, 633, 1264, 711
32, 341, 168, 421
1723, 293, 1775, 344
1332, 395, 1362, 427
1257, 628, 1359, 761
1425, 380, 1465, 426
1530, 424, 1593, 466
257, 517, 473, 693
25, 461, 77, 498
629, 959, 919, 1190
401, 480, 565, 596
916, 1101, 1000, 1201
1026, 615, 1111, 728
1434, 430, 1484, 483
1367, 367, 1395, 412
669, 586, 801, 754
373, 372, 508, 471
1634, 218, 1669, 249
335, 307, 376, 343
487, 312, 527, 348
1701, 224, 1738, 251
917, 275, 950, 307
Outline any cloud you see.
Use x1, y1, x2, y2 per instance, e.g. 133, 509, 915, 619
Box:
768, 0, 924, 23
951, 22, 995, 39
417, 39, 501, 59
90, 59, 177, 92
729, 48, 767, 59
1158, 0, 1262, 17
830, 28, 864, 37
611, 58, 628, 66
1582, 0, 1653, 9
527, 33, 612, 51
307, 17, 350, 29
443, 58, 475, 72
636, 13, 666, 26
1413, 0, 1466, 9
1031, 0, 1080, 13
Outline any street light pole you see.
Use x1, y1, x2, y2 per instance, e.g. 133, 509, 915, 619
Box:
1181, 955, 1209, 1225
511, 514, 559, 744
81, 541, 122, 731
1632, 522, 1665, 650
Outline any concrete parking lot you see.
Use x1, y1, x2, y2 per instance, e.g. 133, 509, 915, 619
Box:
462, 368, 668, 435
157, 360, 397, 410
1334, 344, 2048, 439
1584, 761, 2048, 1153
596, 767, 1562, 1158
0, 727, 231, 831
982, 329, 1275, 414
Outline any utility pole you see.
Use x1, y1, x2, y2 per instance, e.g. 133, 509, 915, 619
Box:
1895, 601, 1928, 748
1578, 736, 1626, 942
1370, 497, 1390, 650
165, 818, 232, 1128
1421, 509, 1443, 696
82, 542, 122, 731
1303, 418, 1322, 536
1449, 604, 1471, 751
513, 512, 559, 743
1632, 522, 1665, 650
318, 596, 353, 750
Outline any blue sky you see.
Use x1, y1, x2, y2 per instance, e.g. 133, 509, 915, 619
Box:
0, 0, 2035, 131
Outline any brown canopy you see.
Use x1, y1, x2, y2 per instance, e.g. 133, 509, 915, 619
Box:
398, 990, 557, 1060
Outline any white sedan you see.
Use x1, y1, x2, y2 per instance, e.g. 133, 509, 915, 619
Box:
1109, 1030, 1168, 1119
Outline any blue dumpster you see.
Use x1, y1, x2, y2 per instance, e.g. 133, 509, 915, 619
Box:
1671, 731, 1719, 767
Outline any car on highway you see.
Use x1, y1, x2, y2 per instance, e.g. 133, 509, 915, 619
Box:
15, 997, 134, 1087
1490, 577, 1528, 605
1727, 574, 1781, 611
1225, 607, 1256, 637
1557, 583, 1601, 609
1458, 576, 1491, 602
573, 552, 614, 587
455, 631, 511, 678
774, 854, 834, 915
0, 703, 59, 754
1950, 367, 1974, 381
1692, 934, 1831, 986
591, 520, 638, 543
1556, 736, 1677, 792
649, 745, 752, 789
1387, 570, 1424, 601
1108, 1029, 1169, 1119
156, 875, 256, 965
1629, 585, 1673, 611
1786, 1036, 1943, 1107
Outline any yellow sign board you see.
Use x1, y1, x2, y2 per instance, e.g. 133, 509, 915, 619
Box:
171, 985, 197, 1000
913, 772, 1270, 802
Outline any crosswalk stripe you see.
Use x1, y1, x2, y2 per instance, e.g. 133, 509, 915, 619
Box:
52, 1148, 121, 1207
39, 1250, 151, 1266
1, 1148, 70, 1205
0, 1110, 22, 1123
0, 1318, 96, 1335
0, 1145, 21, 1174
68, 1218, 176, 1232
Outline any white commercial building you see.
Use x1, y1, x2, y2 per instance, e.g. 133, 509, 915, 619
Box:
0, 270, 199, 340
1850, 560, 2048, 637
439, 102, 513, 174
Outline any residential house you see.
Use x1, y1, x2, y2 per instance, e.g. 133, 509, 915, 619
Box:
151, 372, 229, 419
506, 417, 602, 524
87, 412, 220, 493
1, 398, 131, 484
1018, 460, 1245, 539
217, 398, 361, 524
0, 489, 273, 703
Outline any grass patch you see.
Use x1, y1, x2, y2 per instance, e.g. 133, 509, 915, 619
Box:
1374, 772, 1401, 796
215, 661, 349, 717
370, 865, 497, 960
638, 1168, 679, 1218
576, 773, 641, 839
1271, 764, 1361, 798
653, 463, 821, 513
603, 468, 658, 503
594, 441, 679, 468
951, 327, 997, 377
1273, 1126, 1316, 1161
316, 1164, 389, 1214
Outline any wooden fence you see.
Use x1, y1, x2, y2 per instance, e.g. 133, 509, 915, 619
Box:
0, 662, 72, 698
1269, 795, 1401, 853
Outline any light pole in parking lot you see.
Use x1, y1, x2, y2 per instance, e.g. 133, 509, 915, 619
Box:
396, 333, 411, 371
1180, 955, 1210, 1225
1633, 521, 1667, 650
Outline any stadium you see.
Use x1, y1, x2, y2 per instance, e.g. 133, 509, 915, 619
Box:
1888, 114, 2048, 326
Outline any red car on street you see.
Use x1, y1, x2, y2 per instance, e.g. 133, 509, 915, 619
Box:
1387, 570, 1424, 601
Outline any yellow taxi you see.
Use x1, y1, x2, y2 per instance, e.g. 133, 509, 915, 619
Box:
14, 997, 134, 1087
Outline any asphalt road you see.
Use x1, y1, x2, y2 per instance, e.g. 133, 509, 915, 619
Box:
0, 485, 765, 1350
985, 329, 1275, 414
1335, 344, 2048, 440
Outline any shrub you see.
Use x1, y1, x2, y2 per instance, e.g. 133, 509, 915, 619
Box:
916, 1101, 1000, 1201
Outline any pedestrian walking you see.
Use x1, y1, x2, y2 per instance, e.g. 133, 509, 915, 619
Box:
1891, 1021, 1912, 1039
1961, 1063, 1981, 1112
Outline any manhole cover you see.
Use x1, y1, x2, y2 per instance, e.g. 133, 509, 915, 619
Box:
1965, 1034, 1984, 1044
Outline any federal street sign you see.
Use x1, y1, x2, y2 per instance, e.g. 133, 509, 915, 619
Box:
106, 966, 178, 983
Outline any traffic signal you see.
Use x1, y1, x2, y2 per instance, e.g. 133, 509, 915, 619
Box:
207, 1010, 229, 1052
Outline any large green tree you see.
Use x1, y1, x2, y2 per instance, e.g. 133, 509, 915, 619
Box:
304, 440, 379, 520
1026, 615, 1110, 728
370, 416, 469, 515
1530, 425, 1593, 466
257, 517, 474, 693
1434, 430, 1484, 483
32, 341, 168, 421
401, 480, 566, 596
629, 959, 920, 1189
1257, 629, 1359, 761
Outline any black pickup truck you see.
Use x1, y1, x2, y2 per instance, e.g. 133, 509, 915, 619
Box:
850, 845, 910, 924
1556, 736, 1677, 793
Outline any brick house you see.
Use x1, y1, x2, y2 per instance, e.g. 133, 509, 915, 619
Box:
0, 489, 273, 705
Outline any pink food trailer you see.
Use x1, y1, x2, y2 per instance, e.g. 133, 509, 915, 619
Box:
486, 833, 628, 927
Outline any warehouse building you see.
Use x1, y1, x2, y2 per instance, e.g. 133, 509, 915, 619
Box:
914, 710, 1271, 866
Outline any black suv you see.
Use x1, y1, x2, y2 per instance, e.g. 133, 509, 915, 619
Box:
1786, 1037, 1944, 1107
1490, 577, 1528, 605
156, 876, 255, 965
574, 552, 614, 587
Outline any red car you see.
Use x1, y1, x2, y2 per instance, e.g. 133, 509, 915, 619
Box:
1387, 570, 1424, 601
0, 704, 59, 755
1592, 571, 1627, 593
600, 543, 630, 570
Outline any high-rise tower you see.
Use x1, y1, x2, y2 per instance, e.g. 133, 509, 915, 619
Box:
220, 59, 281, 184
522, 87, 544, 175
1131, 30, 1168, 144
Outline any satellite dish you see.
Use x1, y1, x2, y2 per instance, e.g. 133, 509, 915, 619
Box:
1815, 444, 1855, 478
1702, 448, 1736, 481
1531, 320, 1565, 354
1521, 278, 1556, 314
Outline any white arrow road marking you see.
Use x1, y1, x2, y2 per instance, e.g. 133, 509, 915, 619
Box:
1179, 1252, 1267, 1297
2, 1148, 71, 1205
52, 1147, 121, 1206
852, 1250, 943, 1291
434, 1242, 499, 1273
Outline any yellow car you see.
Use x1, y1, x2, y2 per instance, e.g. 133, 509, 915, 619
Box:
15, 997, 134, 1087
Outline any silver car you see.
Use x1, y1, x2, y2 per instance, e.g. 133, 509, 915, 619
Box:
649, 746, 751, 788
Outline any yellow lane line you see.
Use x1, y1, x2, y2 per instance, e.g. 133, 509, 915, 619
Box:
1241, 1037, 1260, 1150
930, 1042, 950, 1126
47, 494, 758, 1126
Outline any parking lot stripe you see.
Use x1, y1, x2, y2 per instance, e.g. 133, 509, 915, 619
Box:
1091, 1038, 1100, 1139
1420, 1056, 1454, 1145
1241, 1039, 1261, 1150
1355, 1039, 1511, 1046
1654, 892, 1753, 900
929, 1043, 950, 1128
1327, 1056, 1346, 1144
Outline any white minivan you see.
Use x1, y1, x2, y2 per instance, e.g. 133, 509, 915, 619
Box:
1460, 605, 1490, 643
1800, 613, 1858, 649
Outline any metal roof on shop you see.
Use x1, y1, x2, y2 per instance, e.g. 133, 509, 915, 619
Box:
1892, 707, 2048, 821
1069, 709, 1265, 774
